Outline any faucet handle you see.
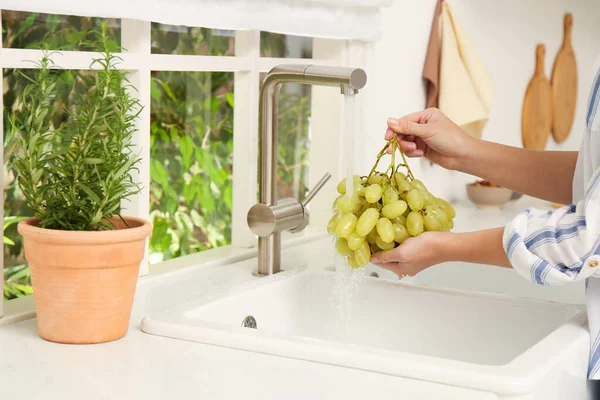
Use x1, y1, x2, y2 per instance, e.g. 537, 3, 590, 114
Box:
247, 173, 332, 237
301, 173, 332, 207
288, 173, 332, 234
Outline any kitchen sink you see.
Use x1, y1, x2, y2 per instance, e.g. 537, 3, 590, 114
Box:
142, 265, 587, 396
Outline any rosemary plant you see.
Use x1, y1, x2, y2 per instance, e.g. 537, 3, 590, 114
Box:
11, 24, 142, 231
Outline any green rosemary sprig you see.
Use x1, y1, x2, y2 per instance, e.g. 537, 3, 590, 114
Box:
11, 23, 142, 231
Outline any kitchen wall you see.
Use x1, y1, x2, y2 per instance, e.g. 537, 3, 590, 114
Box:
360, 0, 600, 202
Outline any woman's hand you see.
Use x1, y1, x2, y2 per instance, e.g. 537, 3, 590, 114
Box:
370, 232, 450, 277
386, 108, 475, 171
386, 108, 578, 204
370, 228, 512, 278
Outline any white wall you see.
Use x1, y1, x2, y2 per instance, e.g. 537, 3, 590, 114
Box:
361, 0, 600, 202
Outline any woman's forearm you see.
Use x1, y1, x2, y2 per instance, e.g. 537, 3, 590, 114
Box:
459, 140, 578, 205
442, 228, 512, 268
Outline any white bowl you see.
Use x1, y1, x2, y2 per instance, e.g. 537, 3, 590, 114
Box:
466, 184, 513, 208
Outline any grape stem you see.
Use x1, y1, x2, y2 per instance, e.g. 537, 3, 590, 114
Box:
366, 142, 390, 179
367, 133, 416, 186
390, 137, 396, 189
399, 148, 415, 181
392, 132, 416, 181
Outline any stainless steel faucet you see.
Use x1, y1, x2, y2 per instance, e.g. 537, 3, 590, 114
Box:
247, 64, 367, 276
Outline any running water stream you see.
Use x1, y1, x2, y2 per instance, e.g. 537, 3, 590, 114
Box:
344, 94, 356, 196
329, 93, 365, 338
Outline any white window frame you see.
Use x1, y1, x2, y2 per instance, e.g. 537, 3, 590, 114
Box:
0, 14, 369, 315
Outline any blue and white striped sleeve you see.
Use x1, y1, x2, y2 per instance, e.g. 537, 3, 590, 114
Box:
503, 168, 600, 286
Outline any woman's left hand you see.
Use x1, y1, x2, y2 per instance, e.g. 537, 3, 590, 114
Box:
370, 232, 451, 277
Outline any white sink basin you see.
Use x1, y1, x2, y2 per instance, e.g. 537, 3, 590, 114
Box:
142, 266, 587, 395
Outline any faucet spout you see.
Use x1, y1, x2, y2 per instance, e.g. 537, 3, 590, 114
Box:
250, 64, 367, 276
266, 64, 367, 97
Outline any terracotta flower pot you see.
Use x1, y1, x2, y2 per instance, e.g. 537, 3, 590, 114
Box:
18, 216, 152, 344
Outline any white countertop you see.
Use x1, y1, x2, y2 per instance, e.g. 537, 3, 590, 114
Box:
0, 196, 586, 400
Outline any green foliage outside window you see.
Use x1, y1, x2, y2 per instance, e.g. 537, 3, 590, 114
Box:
149, 71, 235, 262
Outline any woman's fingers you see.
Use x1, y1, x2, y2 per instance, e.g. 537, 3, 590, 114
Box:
376, 262, 398, 271
370, 249, 398, 264
404, 150, 424, 158
415, 138, 428, 152
399, 140, 417, 150
387, 117, 428, 138
385, 128, 417, 143
387, 108, 439, 138
374, 262, 416, 278
399, 138, 427, 157
385, 131, 420, 154
386, 144, 422, 156
385, 128, 394, 140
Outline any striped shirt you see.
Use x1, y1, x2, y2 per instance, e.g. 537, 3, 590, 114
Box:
503, 59, 600, 380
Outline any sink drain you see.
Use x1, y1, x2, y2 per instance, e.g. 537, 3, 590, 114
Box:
370, 272, 379, 278
241, 316, 257, 329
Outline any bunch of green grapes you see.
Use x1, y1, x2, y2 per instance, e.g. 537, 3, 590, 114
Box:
327, 135, 456, 269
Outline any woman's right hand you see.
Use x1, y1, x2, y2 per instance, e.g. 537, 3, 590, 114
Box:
385, 108, 476, 171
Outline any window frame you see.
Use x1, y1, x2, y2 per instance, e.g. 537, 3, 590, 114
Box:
0, 14, 368, 313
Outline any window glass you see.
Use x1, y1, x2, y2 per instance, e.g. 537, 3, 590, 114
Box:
260, 32, 313, 58
2, 11, 120, 51
277, 84, 312, 200
149, 71, 234, 264
151, 23, 235, 56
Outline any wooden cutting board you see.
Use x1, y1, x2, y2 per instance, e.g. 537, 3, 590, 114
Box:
551, 13, 577, 143
522, 44, 552, 150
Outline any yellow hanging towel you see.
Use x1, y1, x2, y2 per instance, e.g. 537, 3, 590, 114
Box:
439, 2, 493, 139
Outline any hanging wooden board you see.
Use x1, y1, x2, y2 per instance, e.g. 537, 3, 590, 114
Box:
551, 13, 577, 143
522, 44, 552, 150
